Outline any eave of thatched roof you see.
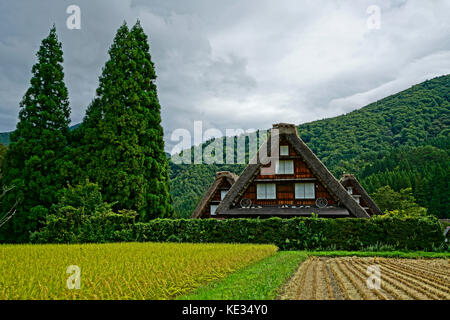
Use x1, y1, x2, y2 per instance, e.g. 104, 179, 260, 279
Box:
339, 174, 382, 215
216, 123, 370, 218
191, 171, 239, 218
217, 206, 350, 217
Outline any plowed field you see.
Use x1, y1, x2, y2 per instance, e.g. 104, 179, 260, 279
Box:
279, 257, 450, 300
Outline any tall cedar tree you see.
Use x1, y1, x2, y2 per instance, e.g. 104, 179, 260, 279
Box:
0, 27, 70, 242
77, 22, 173, 220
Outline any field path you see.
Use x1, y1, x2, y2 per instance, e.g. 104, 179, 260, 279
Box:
279, 257, 450, 300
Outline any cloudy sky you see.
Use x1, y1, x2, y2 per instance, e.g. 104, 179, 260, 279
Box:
1, 0, 449, 152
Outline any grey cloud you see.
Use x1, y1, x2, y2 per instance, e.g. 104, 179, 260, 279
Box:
0, 0, 449, 152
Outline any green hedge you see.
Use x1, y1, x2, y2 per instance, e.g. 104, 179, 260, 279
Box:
129, 217, 446, 251
32, 215, 446, 251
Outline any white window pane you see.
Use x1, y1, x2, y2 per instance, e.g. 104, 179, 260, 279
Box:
275, 160, 284, 174
221, 190, 228, 200
305, 183, 315, 199
280, 145, 289, 156
285, 160, 294, 174
295, 183, 305, 199
257, 184, 266, 199
210, 205, 218, 215
347, 187, 353, 195
266, 184, 276, 199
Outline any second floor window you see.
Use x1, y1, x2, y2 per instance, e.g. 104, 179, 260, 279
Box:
295, 183, 315, 199
280, 145, 289, 156
257, 183, 276, 199
275, 160, 294, 174
220, 190, 228, 200
210, 204, 218, 215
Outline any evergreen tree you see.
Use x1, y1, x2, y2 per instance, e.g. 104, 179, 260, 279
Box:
0, 143, 7, 173
0, 26, 70, 242
76, 22, 173, 220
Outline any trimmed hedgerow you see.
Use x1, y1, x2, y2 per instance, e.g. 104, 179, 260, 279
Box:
32, 215, 446, 251
130, 217, 445, 251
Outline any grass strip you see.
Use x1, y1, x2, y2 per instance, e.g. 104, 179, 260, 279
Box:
308, 250, 450, 259
179, 251, 307, 300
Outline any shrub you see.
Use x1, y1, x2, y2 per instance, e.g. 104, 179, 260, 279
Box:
32, 211, 446, 251
30, 181, 137, 243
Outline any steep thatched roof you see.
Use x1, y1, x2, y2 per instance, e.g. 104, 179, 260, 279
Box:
216, 123, 370, 218
191, 171, 239, 218
339, 174, 383, 215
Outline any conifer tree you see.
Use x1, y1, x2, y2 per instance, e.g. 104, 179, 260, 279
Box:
77, 22, 173, 220
1, 26, 70, 242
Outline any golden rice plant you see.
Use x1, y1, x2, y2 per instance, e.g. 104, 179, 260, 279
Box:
0, 242, 277, 300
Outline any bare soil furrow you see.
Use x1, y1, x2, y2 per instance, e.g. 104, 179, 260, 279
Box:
279, 257, 450, 301
377, 262, 443, 299
335, 259, 370, 299
315, 259, 332, 300
343, 257, 401, 300
328, 260, 350, 300
330, 259, 363, 299
340, 259, 387, 300
404, 260, 450, 277
278, 257, 311, 300
321, 259, 334, 300
311, 258, 318, 299
325, 261, 344, 300
300, 257, 318, 299
380, 260, 450, 298
394, 260, 450, 282
353, 259, 427, 300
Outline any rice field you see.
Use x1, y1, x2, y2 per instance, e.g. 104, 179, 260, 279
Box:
279, 257, 450, 300
0, 242, 277, 300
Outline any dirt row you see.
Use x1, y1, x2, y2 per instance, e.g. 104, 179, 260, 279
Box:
279, 257, 450, 300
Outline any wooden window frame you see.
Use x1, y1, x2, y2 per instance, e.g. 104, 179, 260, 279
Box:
295, 182, 315, 199
275, 160, 294, 174
220, 190, 228, 200
280, 145, 289, 156
210, 204, 218, 216
256, 183, 277, 200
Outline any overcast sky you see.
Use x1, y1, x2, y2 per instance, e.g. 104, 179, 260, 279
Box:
1, 0, 449, 151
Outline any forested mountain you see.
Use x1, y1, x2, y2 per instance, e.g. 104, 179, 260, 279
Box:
2, 75, 449, 218
359, 137, 449, 218
170, 74, 450, 218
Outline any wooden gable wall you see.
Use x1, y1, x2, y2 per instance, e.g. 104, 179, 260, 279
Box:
236, 136, 336, 207
340, 179, 373, 215
200, 178, 233, 218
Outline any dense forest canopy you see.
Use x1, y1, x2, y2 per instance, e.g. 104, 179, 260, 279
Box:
169, 74, 450, 218
1, 73, 449, 219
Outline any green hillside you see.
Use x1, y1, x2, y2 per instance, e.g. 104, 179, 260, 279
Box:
170, 74, 450, 218
0, 131, 12, 145
359, 137, 449, 218
0, 124, 80, 146
2, 75, 449, 218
